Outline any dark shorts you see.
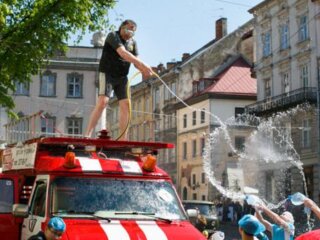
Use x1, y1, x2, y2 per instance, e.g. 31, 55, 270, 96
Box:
98, 72, 128, 100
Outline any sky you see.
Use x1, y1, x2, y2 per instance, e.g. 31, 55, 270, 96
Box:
69, 0, 263, 84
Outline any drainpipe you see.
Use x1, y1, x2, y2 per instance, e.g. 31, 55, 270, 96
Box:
314, 3, 320, 204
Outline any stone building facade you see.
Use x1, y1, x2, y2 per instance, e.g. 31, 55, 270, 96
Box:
248, 0, 320, 202
5, 45, 102, 142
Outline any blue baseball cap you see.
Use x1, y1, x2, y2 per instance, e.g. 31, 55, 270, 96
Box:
48, 217, 66, 232
238, 214, 265, 236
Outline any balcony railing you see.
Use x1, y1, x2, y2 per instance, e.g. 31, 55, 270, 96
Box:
246, 87, 317, 116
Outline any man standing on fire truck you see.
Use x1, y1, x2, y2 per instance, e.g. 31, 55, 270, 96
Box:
85, 19, 153, 140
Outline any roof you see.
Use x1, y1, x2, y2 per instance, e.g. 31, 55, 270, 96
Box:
248, 0, 272, 13
176, 55, 256, 109
203, 56, 256, 96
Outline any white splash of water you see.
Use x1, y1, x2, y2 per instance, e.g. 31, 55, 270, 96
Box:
203, 104, 313, 208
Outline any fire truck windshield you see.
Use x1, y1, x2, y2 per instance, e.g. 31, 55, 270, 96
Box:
51, 177, 187, 221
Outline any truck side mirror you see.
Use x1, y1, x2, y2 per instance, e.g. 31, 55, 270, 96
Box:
186, 209, 198, 218
187, 209, 199, 225
12, 204, 29, 218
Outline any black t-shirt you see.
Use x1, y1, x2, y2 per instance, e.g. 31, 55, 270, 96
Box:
28, 231, 47, 240
99, 31, 138, 78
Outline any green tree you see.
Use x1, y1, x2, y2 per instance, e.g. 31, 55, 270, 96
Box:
0, 0, 116, 117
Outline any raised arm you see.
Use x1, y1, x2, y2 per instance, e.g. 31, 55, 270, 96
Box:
254, 207, 272, 232
304, 198, 320, 220
256, 205, 289, 230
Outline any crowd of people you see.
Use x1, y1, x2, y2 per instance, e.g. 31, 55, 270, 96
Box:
216, 199, 256, 223
216, 195, 320, 240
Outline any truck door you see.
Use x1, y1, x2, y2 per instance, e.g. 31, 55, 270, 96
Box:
0, 174, 20, 240
21, 175, 49, 240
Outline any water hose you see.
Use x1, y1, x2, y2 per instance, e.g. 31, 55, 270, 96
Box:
115, 71, 141, 140
114, 71, 172, 141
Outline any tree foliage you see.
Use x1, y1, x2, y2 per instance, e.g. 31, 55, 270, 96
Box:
0, 0, 116, 117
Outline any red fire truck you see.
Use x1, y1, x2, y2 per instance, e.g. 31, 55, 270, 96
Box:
0, 132, 206, 240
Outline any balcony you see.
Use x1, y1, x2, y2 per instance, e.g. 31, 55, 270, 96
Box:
246, 87, 317, 116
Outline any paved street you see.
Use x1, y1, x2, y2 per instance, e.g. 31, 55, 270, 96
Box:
215, 222, 241, 240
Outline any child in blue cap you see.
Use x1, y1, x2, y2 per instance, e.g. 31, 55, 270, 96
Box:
255, 204, 294, 240
238, 214, 269, 240
28, 217, 66, 240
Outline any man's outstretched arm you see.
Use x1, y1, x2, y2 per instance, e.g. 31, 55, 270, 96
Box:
116, 46, 153, 78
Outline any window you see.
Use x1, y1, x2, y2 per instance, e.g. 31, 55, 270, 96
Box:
172, 113, 177, 128
298, 15, 308, 42
192, 111, 196, 126
144, 124, 150, 141
192, 83, 198, 94
235, 136, 246, 152
14, 81, 29, 95
171, 82, 176, 98
192, 193, 197, 200
192, 139, 197, 158
266, 171, 275, 202
30, 181, 47, 217
153, 88, 160, 110
66, 117, 82, 135
183, 114, 187, 128
302, 119, 311, 148
280, 24, 289, 50
163, 115, 167, 129
201, 138, 205, 156
199, 80, 205, 91
40, 115, 56, 135
40, 71, 56, 96
168, 113, 172, 129
145, 97, 150, 113
52, 178, 186, 220
192, 174, 196, 185
155, 119, 160, 131
201, 109, 205, 124
262, 31, 271, 57
183, 142, 187, 160
304, 166, 313, 198
264, 78, 271, 98
0, 179, 14, 213
164, 82, 176, 100
201, 172, 206, 184
300, 65, 309, 88
282, 72, 290, 94
202, 195, 206, 201
164, 85, 169, 100
67, 73, 83, 98
235, 107, 244, 118
169, 148, 175, 163
183, 187, 188, 200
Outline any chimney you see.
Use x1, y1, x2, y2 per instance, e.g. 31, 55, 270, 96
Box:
157, 63, 165, 73
151, 67, 158, 74
166, 62, 175, 70
215, 18, 227, 40
182, 53, 190, 61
